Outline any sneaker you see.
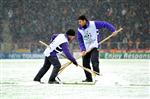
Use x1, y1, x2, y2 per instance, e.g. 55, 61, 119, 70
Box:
48, 80, 60, 84
82, 79, 93, 82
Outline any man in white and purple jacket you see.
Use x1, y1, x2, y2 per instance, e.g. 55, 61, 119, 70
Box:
34, 29, 78, 84
77, 15, 116, 82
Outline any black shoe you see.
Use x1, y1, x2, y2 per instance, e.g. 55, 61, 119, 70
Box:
82, 79, 93, 82
48, 80, 60, 84
33, 80, 44, 84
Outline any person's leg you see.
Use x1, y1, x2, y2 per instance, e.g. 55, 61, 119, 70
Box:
82, 52, 93, 82
91, 48, 100, 74
34, 57, 51, 82
48, 56, 61, 83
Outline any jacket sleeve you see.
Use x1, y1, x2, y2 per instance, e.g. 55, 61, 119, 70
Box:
61, 42, 77, 65
49, 33, 58, 43
77, 31, 86, 51
95, 21, 116, 32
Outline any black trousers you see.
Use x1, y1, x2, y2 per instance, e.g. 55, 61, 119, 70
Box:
34, 56, 61, 82
82, 48, 99, 81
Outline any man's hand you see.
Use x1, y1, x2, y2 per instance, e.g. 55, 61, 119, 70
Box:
112, 31, 118, 37
73, 61, 78, 67
80, 51, 86, 56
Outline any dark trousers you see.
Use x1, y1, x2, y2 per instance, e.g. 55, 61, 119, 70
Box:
82, 48, 99, 81
34, 56, 61, 82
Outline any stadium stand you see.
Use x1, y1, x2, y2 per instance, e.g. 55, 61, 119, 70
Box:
0, 0, 149, 53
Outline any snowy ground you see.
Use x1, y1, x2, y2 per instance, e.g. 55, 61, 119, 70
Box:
0, 59, 150, 99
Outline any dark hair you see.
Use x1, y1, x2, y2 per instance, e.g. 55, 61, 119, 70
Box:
77, 15, 88, 21
66, 29, 75, 36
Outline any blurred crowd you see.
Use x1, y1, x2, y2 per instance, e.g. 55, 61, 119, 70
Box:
0, 0, 149, 53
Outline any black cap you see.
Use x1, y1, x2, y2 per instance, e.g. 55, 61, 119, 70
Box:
77, 15, 88, 21
66, 29, 75, 36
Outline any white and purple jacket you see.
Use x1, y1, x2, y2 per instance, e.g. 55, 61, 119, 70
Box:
44, 34, 77, 64
77, 21, 115, 51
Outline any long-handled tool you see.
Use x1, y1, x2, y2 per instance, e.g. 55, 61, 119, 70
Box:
39, 40, 97, 76
58, 28, 123, 75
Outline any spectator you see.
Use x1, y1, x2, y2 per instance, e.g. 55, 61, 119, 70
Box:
0, 0, 149, 52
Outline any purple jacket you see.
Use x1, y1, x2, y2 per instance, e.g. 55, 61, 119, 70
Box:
77, 21, 116, 51
49, 34, 77, 65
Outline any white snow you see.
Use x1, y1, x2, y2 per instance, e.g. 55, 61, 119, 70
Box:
0, 59, 150, 99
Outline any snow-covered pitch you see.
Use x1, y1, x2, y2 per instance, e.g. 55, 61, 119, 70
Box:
0, 59, 150, 99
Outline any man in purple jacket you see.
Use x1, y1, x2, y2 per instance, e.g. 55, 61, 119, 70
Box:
77, 15, 116, 82
34, 29, 78, 84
